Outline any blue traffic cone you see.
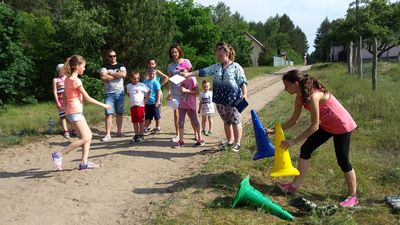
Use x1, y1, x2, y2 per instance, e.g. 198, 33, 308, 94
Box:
251, 109, 275, 160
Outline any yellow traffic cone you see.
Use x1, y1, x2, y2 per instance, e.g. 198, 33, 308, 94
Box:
270, 123, 300, 177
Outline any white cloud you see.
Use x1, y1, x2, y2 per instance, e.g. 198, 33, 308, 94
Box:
194, 0, 353, 53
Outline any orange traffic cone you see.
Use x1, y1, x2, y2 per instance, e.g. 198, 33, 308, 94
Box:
270, 123, 300, 177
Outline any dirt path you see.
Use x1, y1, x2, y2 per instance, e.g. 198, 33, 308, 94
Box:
0, 66, 310, 225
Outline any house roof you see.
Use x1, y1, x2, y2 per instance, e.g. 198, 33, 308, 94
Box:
243, 31, 265, 49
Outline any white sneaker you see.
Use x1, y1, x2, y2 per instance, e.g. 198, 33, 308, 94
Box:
101, 135, 111, 142
170, 135, 179, 142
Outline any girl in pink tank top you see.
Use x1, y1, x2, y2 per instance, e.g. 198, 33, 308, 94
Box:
267, 69, 359, 208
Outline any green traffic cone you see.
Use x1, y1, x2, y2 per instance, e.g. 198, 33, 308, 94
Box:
232, 175, 295, 221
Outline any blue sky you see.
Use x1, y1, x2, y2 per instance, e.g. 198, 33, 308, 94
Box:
194, 0, 354, 53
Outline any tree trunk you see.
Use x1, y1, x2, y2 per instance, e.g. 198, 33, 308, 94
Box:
358, 36, 363, 78
348, 41, 354, 74
372, 37, 378, 91
353, 44, 358, 73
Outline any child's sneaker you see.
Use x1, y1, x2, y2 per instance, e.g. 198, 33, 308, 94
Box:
101, 135, 111, 142
193, 140, 205, 147
63, 131, 70, 139
170, 135, 179, 142
51, 152, 63, 171
207, 131, 213, 136
219, 142, 233, 150
151, 127, 161, 134
277, 182, 298, 194
172, 141, 185, 148
132, 135, 138, 143
201, 130, 207, 136
231, 144, 241, 152
79, 161, 100, 170
144, 128, 150, 134
339, 196, 359, 207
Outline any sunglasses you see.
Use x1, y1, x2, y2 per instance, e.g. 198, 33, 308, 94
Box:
108, 55, 117, 58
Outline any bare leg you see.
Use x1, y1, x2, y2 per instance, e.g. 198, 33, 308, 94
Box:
139, 122, 144, 135
232, 123, 242, 145
155, 119, 160, 129
105, 114, 112, 137
60, 117, 68, 132
344, 169, 357, 196
224, 124, 234, 144
208, 116, 213, 132
60, 119, 92, 158
201, 116, 206, 131
144, 119, 151, 129
292, 158, 311, 188
116, 113, 123, 134
133, 123, 139, 136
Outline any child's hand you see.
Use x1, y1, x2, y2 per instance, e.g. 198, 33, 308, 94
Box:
280, 140, 295, 149
265, 128, 275, 134
56, 102, 62, 109
181, 87, 189, 93
180, 72, 189, 78
155, 102, 159, 108
104, 104, 112, 110
167, 94, 172, 100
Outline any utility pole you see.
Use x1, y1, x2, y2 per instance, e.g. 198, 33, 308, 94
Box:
356, 0, 363, 78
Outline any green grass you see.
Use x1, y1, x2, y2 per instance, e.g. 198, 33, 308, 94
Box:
244, 66, 285, 80
147, 62, 400, 225
0, 101, 108, 148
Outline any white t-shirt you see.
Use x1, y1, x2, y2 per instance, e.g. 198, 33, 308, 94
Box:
127, 82, 149, 107
199, 91, 215, 115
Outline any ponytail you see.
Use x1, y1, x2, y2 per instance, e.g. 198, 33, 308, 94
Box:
61, 55, 86, 77
282, 70, 328, 103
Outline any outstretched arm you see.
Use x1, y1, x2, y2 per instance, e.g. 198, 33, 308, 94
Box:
266, 95, 303, 134
78, 86, 111, 109
181, 70, 200, 78
281, 93, 322, 148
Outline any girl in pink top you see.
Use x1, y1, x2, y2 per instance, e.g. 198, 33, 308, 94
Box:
51, 55, 111, 171
268, 69, 358, 207
52, 63, 71, 138
172, 61, 204, 148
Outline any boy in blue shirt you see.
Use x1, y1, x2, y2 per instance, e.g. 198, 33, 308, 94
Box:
144, 68, 162, 134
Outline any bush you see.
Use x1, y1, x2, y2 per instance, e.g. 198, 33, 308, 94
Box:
81, 75, 104, 101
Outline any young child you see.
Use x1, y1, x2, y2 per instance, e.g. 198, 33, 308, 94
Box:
198, 80, 214, 136
51, 55, 111, 171
144, 68, 162, 134
173, 61, 204, 148
148, 59, 169, 86
127, 71, 150, 143
52, 63, 70, 138
269, 70, 358, 207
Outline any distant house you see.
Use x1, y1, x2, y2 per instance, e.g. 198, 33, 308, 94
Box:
243, 31, 265, 67
330, 44, 400, 62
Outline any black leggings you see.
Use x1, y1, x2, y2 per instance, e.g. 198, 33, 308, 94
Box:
300, 127, 353, 172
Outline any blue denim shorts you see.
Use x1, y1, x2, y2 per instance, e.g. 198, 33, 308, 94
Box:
66, 113, 85, 122
104, 91, 125, 115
